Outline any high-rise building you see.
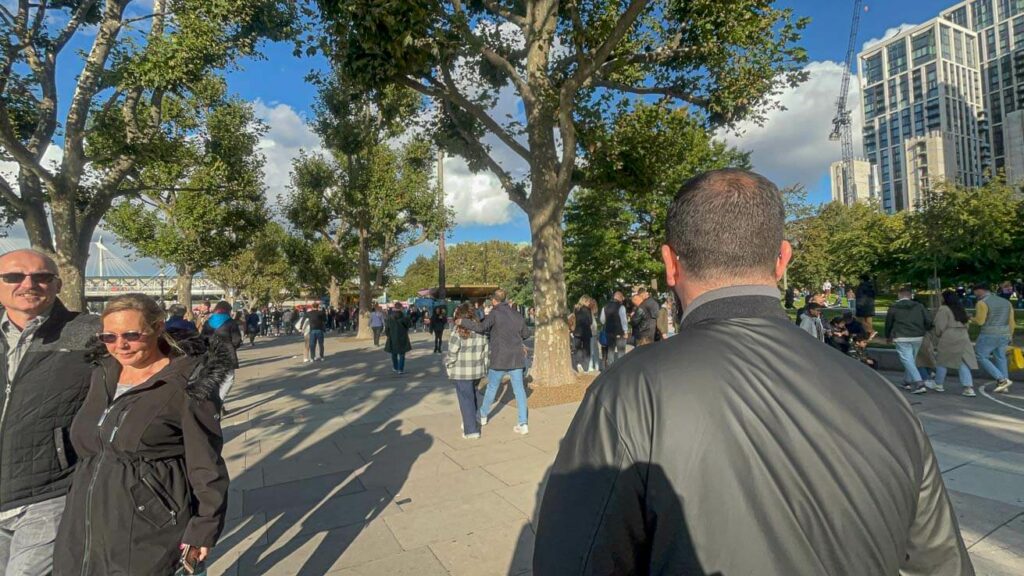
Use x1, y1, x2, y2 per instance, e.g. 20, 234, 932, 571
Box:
941, 0, 1024, 175
858, 18, 987, 212
829, 159, 878, 204
1005, 109, 1024, 183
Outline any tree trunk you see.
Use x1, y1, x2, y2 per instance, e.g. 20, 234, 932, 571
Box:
176, 265, 193, 312
526, 197, 575, 387
328, 276, 341, 310
50, 197, 88, 312
355, 228, 373, 340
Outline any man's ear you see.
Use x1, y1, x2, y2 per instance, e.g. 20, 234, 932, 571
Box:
775, 240, 793, 281
661, 245, 680, 288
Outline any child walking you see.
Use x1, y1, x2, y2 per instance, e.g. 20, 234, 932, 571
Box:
446, 304, 489, 439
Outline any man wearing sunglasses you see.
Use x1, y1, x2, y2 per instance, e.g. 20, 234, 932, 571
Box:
0, 249, 99, 575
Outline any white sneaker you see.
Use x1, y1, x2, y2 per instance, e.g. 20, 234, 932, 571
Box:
962, 387, 977, 397
513, 423, 529, 435
302, 359, 311, 363
576, 364, 584, 372
924, 380, 939, 391
462, 433, 481, 440
995, 379, 1013, 393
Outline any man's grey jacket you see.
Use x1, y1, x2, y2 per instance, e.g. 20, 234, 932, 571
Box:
461, 302, 529, 370
534, 291, 972, 575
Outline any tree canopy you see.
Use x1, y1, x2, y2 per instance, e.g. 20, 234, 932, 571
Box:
314, 0, 809, 385
0, 0, 297, 309
391, 240, 533, 303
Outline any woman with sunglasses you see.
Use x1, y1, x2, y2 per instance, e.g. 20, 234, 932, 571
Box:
54, 293, 230, 576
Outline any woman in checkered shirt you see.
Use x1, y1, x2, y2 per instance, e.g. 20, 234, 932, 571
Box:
446, 304, 490, 439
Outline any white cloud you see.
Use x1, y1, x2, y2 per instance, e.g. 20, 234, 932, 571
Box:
251, 99, 325, 205
717, 61, 862, 192
443, 156, 516, 226
862, 23, 918, 52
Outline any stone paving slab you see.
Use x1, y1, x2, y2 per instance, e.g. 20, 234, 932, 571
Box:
208, 332, 1024, 575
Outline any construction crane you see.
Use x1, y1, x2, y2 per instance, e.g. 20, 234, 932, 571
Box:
830, 0, 865, 206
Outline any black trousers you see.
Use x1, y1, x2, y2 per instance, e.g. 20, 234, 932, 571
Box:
372, 326, 383, 346
433, 330, 444, 352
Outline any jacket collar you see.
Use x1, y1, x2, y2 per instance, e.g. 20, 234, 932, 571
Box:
680, 285, 787, 329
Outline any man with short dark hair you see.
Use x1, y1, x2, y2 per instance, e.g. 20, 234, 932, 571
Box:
534, 169, 971, 574
0, 249, 99, 574
798, 301, 825, 341
457, 288, 531, 435
306, 302, 327, 361
885, 286, 935, 393
972, 282, 1014, 393
600, 292, 628, 366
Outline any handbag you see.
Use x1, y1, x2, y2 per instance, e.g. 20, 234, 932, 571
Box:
1008, 346, 1024, 372
598, 330, 608, 347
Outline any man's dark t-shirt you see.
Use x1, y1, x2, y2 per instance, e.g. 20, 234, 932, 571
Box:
306, 310, 326, 331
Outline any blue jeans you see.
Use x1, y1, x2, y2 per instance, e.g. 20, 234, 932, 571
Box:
391, 352, 405, 372
453, 379, 480, 435
0, 496, 65, 574
480, 368, 528, 425
309, 329, 325, 359
935, 363, 973, 388
976, 334, 1010, 381
894, 340, 924, 384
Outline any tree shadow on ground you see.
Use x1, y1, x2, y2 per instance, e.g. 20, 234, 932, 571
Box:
209, 332, 447, 574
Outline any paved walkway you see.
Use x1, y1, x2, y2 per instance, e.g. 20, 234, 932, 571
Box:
209, 332, 1024, 575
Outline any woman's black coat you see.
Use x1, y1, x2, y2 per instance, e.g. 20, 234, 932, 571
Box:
54, 332, 231, 576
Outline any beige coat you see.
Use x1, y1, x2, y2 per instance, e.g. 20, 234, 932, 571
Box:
931, 306, 979, 369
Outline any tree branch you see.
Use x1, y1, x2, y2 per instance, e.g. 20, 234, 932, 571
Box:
590, 78, 709, 107
568, 0, 651, 91
52, 0, 100, 53
443, 100, 529, 210
480, 0, 526, 28
0, 108, 57, 187
0, 173, 25, 212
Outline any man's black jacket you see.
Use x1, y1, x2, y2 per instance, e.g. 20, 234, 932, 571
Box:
0, 299, 99, 511
534, 292, 972, 575
461, 303, 529, 370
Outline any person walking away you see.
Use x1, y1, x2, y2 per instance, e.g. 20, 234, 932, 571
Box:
916, 291, 980, 397
54, 294, 229, 575
571, 297, 593, 373
296, 309, 311, 363
165, 304, 197, 335
430, 306, 447, 354
282, 308, 294, 336
600, 292, 628, 367
587, 297, 601, 372
972, 282, 1015, 393
0, 249, 98, 575
201, 301, 243, 407
855, 274, 877, 336
245, 309, 259, 346
798, 302, 826, 342
784, 285, 796, 309
456, 289, 531, 435
369, 305, 385, 346
410, 305, 422, 333
639, 287, 662, 341
533, 168, 971, 575
446, 304, 489, 439
885, 287, 935, 391
306, 302, 327, 361
384, 303, 413, 374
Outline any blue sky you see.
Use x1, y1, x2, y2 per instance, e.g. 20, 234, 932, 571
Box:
2, 0, 961, 276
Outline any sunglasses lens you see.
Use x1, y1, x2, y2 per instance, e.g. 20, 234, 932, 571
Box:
0, 272, 57, 284
97, 333, 118, 344
122, 332, 144, 342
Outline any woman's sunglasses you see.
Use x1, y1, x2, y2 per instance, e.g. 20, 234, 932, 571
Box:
96, 331, 149, 344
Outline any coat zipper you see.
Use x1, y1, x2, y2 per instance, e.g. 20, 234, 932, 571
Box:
82, 365, 115, 576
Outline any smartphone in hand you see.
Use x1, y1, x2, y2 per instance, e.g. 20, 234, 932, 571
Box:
180, 544, 203, 575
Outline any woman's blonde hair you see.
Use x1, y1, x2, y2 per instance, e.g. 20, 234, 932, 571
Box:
101, 293, 181, 354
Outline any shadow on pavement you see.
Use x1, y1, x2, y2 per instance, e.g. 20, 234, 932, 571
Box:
211, 332, 441, 574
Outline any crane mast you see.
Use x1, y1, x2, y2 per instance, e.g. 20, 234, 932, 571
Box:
830, 0, 865, 206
